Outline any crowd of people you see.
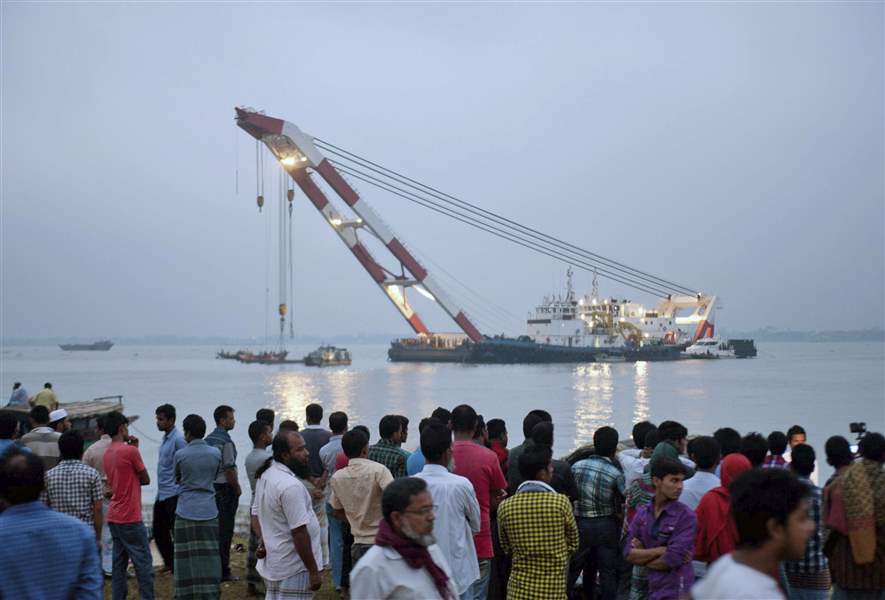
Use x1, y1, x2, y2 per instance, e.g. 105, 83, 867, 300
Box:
0, 396, 883, 600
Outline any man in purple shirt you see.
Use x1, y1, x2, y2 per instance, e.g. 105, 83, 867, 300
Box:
624, 457, 697, 600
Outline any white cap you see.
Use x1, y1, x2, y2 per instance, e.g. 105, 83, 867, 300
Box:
49, 408, 68, 423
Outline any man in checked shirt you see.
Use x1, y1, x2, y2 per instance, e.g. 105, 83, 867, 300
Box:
42, 429, 104, 545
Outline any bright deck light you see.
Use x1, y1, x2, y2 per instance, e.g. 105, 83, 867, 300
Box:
280, 156, 297, 167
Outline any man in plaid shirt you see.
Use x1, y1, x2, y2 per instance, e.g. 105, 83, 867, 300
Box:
368, 414, 410, 478
498, 444, 578, 599
784, 444, 830, 596
570, 426, 626, 599
42, 429, 104, 544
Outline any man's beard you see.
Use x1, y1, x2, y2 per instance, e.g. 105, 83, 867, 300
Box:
401, 521, 436, 547
288, 459, 311, 480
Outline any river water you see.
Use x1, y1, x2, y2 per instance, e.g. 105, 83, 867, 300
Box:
2, 341, 882, 500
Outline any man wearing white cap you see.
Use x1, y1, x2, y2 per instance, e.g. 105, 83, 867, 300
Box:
49, 408, 71, 433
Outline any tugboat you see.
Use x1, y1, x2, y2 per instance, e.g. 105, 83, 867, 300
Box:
304, 346, 352, 367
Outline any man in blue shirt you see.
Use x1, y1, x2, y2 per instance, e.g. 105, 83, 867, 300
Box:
154, 403, 187, 573
206, 404, 241, 581
0, 448, 102, 599
174, 413, 223, 598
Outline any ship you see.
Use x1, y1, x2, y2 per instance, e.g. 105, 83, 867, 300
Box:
304, 346, 352, 367
59, 340, 114, 351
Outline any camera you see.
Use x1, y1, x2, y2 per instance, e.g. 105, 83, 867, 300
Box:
850, 422, 867, 440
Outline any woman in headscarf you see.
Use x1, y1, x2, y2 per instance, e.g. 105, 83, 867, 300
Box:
693, 453, 752, 565
826, 432, 885, 599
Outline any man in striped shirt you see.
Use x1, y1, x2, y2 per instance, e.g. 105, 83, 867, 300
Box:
368, 415, 410, 478
784, 444, 830, 597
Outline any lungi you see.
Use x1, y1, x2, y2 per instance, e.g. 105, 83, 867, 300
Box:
264, 570, 314, 599
174, 516, 221, 599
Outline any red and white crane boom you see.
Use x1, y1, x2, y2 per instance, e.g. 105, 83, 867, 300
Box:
235, 107, 483, 343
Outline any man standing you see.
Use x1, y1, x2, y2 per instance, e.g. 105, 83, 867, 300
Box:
320, 410, 349, 593
330, 429, 394, 566
416, 421, 482, 597
20, 405, 61, 469
350, 477, 459, 599
42, 430, 103, 545
0, 449, 102, 599
174, 414, 223, 599
624, 458, 697, 600
570, 426, 626, 599
103, 411, 153, 600
31, 382, 58, 411
302, 403, 331, 477
206, 404, 241, 581
497, 445, 578, 599
784, 424, 819, 484
83, 415, 114, 576
692, 469, 813, 599
253, 430, 323, 597
368, 414, 410, 478
7, 381, 28, 407
245, 419, 273, 596
506, 413, 543, 494
49, 408, 71, 433
154, 403, 186, 573
451, 404, 508, 600
681, 436, 721, 511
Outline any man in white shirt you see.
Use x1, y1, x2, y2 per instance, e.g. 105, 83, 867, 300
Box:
692, 468, 814, 600
351, 477, 459, 600
252, 430, 323, 597
415, 421, 481, 597
619, 422, 658, 489
681, 436, 721, 510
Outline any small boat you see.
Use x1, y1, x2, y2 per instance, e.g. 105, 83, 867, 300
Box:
59, 340, 114, 351
304, 346, 352, 367
236, 350, 303, 365
1, 395, 137, 443
681, 337, 735, 359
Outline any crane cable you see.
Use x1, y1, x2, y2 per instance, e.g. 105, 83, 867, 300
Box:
315, 138, 698, 297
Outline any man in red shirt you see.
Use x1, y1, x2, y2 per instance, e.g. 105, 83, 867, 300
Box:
103, 411, 153, 600
452, 404, 507, 600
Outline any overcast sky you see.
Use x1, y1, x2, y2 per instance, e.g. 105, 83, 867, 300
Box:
2, 2, 883, 340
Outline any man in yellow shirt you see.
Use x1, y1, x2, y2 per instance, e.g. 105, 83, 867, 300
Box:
31, 383, 58, 411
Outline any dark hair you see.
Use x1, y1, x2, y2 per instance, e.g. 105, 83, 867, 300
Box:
353, 425, 370, 442
44, 382, 52, 389
642, 427, 660, 450
518, 444, 553, 481
183, 414, 206, 439
767, 431, 788, 455
305, 403, 323, 425
213, 405, 234, 425
594, 426, 619, 457
29, 405, 50, 425
379, 415, 401, 439
431, 407, 452, 426
103, 411, 128, 437
531, 421, 554, 446
522, 413, 543, 439
0, 412, 18, 439
248, 420, 270, 444
451, 405, 477, 434
328, 411, 348, 434
417, 417, 433, 434
256, 408, 275, 426
421, 422, 452, 462
58, 430, 84, 460
632, 421, 655, 449
786, 425, 806, 442
730, 468, 809, 548
382, 477, 428, 522
658, 420, 688, 443
790, 444, 816, 477
690, 436, 721, 470
859, 432, 885, 462
342, 429, 369, 458
825, 435, 854, 468
651, 457, 688, 480
0, 449, 45, 504
13, 382, 21, 389
396, 415, 409, 431
278, 420, 299, 432
257, 430, 298, 480
740, 432, 769, 468
487, 418, 506, 440
714, 427, 742, 456
155, 404, 176, 422
529, 409, 552, 423
473, 415, 485, 439
95, 415, 105, 434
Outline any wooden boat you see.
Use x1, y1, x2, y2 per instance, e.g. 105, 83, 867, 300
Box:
1, 395, 137, 443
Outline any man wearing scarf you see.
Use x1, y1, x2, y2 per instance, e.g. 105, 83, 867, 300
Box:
826, 431, 885, 599
351, 477, 458, 599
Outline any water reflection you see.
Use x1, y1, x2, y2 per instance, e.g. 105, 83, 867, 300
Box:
267, 371, 321, 422
633, 361, 650, 424
572, 363, 614, 449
